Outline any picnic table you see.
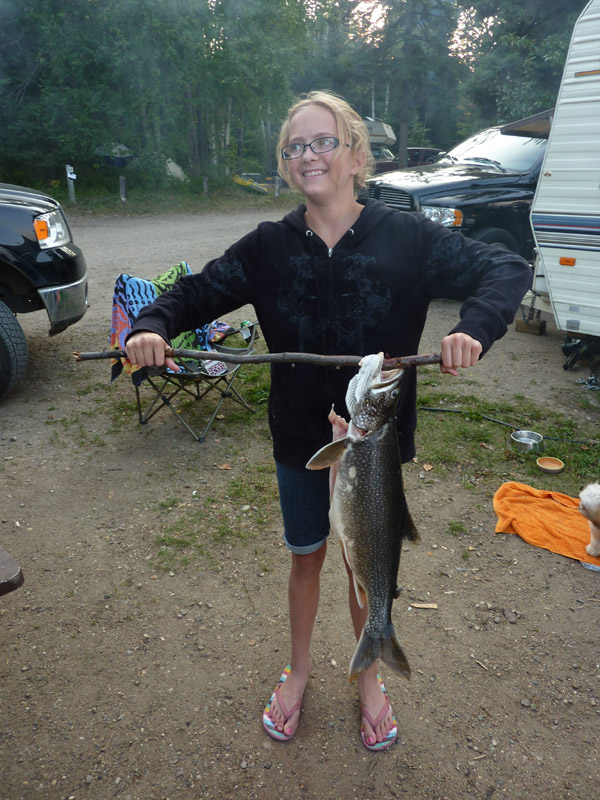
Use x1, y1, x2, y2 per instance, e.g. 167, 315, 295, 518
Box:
0, 545, 24, 596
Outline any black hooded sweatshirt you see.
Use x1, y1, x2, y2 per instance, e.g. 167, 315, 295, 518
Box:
130, 198, 532, 468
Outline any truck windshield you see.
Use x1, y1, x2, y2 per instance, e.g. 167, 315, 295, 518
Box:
441, 128, 547, 173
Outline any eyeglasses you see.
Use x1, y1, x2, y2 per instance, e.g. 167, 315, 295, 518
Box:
281, 136, 342, 160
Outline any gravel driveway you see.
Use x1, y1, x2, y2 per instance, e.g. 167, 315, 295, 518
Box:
1, 204, 598, 800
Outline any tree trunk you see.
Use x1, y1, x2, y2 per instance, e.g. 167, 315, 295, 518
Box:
236, 112, 244, 175
186, 84, 201, 177
397, 81, 410, 168
396, 0, 416, 168
265, 105, 272, 178
199, 107, 209, 173
224, 97, 232, 176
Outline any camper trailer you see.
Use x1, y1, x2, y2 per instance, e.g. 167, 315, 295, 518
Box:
364, 119, 396, 147
527, 0, 600, 382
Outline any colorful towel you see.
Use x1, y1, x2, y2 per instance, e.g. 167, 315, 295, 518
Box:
493, 481, 600, 567
109, 262, 234, 385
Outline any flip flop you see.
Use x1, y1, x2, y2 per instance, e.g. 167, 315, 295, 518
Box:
262, 665, 303, 742
360, 674, 398, 751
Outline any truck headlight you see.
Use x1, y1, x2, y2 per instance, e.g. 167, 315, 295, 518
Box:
420, 206, 463, 227
33, 210, 70, 249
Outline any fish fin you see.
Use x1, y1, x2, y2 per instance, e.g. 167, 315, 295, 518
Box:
348, 630, 379, 682
381, 629, 411, 680
338, 538, 366, 609
348, 624, 411, 682
305, 438, 348, 470
404, 509, 420, 542
354, 576, 367, 610
328, 407, 349, 440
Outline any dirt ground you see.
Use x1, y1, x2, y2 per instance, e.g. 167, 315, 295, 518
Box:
1, 206, 599, 800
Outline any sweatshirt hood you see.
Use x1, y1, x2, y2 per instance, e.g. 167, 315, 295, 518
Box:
282, 198, 398, 248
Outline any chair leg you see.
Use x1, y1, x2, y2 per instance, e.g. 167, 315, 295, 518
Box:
227, 383, 255, 412
134, 369, 255, 443
136, 380, 170, 423
136, 377, 207, 440
211, 367, 255, 413
196, 395, 226, 442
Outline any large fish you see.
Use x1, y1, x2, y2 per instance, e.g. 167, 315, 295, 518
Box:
306, 352, 418, 681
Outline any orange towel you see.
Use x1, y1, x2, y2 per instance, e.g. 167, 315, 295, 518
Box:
493, 481, 600, 566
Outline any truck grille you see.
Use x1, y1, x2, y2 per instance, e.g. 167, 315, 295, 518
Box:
367, 184, 413, 211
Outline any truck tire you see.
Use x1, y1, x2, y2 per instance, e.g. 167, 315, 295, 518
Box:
0, 300, 28, 400
470, 227, 520, 253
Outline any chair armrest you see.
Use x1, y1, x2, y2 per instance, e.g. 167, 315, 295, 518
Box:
213, 321, 259, 354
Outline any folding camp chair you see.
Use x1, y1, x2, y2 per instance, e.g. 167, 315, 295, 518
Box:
109, 261, 259, 442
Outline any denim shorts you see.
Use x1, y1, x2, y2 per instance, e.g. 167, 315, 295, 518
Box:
275, 461, 330, 554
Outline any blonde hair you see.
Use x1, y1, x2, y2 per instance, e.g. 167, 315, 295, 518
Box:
277, 90, 374, 193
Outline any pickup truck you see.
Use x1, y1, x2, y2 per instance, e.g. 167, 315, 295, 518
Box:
363, 110, 553, 260
0, 183, 88, 399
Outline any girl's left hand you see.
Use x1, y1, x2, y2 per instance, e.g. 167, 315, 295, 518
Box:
440, 332, 483, 376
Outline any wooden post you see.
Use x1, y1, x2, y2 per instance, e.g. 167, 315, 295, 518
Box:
119, 176, 127, 202
66, 164, 76, 204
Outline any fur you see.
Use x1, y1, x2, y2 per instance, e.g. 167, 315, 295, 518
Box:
579, 482, 600, 558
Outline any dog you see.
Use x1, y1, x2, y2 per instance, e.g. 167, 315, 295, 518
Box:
579, 482, 600, 557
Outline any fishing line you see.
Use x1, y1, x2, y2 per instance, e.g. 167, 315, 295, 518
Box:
418, 405, 600, 447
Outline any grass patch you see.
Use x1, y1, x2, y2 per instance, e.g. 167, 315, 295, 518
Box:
234, 363, 271, 407
43, 410, 108, 448
158, 497, 179, 511
154, 519, 199, 570
152, 461, 278, 571
448, 521, 466, 536
55, 182, 301, 216
225, 463, 279, 527
415, 375, 599, 497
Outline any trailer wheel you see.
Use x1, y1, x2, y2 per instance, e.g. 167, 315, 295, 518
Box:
0, 300, 28, 400
470, 227, 520, 254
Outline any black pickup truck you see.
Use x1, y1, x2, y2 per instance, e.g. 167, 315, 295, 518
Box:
0, 183, 88, 399
364, 110, 553, 260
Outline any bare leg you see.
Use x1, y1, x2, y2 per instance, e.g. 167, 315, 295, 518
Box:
344, 556, 396, 745
268, 543, 327, 735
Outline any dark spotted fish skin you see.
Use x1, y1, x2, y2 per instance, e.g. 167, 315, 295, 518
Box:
307, 353, 418, 681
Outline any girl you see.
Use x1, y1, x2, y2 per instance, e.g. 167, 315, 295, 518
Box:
126, 91, 531, 750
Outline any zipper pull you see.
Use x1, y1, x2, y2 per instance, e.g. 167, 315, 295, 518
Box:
328, 247, 333, 257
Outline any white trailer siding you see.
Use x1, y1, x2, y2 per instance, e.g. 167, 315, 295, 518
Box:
531, 0, 600, 336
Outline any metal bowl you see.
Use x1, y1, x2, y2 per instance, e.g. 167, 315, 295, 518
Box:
510, 430, 543, 452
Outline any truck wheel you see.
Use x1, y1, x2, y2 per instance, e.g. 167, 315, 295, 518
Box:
470, 227, 520, 253
0, 300, 28, 400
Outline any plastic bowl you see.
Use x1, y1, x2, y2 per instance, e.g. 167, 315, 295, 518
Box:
536, 456, 565, 474
510, 430, 543, 452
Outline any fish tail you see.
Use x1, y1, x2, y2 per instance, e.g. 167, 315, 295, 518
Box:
348, 624, 411, 682
348, 630, 379, 681
382, 627, 411, 679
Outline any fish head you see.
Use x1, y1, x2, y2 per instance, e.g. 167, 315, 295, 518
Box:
346, 352, 405, 432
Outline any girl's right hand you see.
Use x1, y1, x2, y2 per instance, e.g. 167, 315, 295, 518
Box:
125, 331, 180, 372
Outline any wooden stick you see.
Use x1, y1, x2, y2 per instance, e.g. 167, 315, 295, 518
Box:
73, 349, 442, 370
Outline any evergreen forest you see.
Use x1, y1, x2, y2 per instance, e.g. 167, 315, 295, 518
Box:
0, 0, 586, 190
